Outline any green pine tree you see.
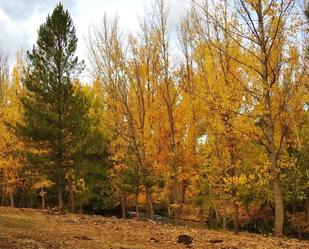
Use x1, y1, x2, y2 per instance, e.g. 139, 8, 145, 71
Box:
18, 3, 89, 210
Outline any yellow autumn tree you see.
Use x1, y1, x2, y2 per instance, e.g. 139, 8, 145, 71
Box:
0, 50, 25, 207
191, 0, 305, 235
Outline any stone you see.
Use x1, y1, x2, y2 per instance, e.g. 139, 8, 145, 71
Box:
177, 234, 194, 245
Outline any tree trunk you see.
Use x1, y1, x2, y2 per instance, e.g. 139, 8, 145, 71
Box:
120, 193, 127, 219
135, 192, 140, 220
41, 188, 45, 209
273, 170, 284, 236
215, 207, 220, 226
274, 178, 284, 236
305, 198, 309, 224
173, 178, 181, 225
167, 196, 171, 217
9, 192, 14, 208
233, 202, 239, 234
70, 190, 75, 213
145, 186, 155, 219
304, 200, 307, 224
223, 200, 227, 230
58, 187, 64, 210
257, 0, 284, 235
264, 94, 284, 236
180, 180, 188, 204
42, 195, 45, 209
30, 193, 34, 208
1, 189, 5, 206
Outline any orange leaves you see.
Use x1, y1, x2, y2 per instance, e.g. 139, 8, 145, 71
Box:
83, 0, 307, 228
32, 178, 53, 190
0, 61, 25, 197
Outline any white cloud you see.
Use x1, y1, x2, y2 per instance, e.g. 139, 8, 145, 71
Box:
0, 7, 28, 63
0, 0, 190, 80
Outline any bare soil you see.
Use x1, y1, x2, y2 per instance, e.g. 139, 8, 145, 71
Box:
0, 207, 308, 249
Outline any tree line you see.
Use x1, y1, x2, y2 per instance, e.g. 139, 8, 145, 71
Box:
0, 0, 308, 237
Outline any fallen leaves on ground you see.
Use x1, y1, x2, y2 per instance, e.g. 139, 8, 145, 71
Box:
0, 207, 307, 249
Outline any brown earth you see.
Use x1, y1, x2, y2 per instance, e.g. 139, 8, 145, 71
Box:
0, 207, 308, 249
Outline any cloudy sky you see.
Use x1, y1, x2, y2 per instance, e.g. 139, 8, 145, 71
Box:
0, 0, 190, 80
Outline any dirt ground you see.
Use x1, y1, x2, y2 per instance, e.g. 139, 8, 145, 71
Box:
0, 207, 308, 249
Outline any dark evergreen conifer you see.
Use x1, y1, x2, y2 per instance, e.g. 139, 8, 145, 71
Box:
18, 3, 89, 210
